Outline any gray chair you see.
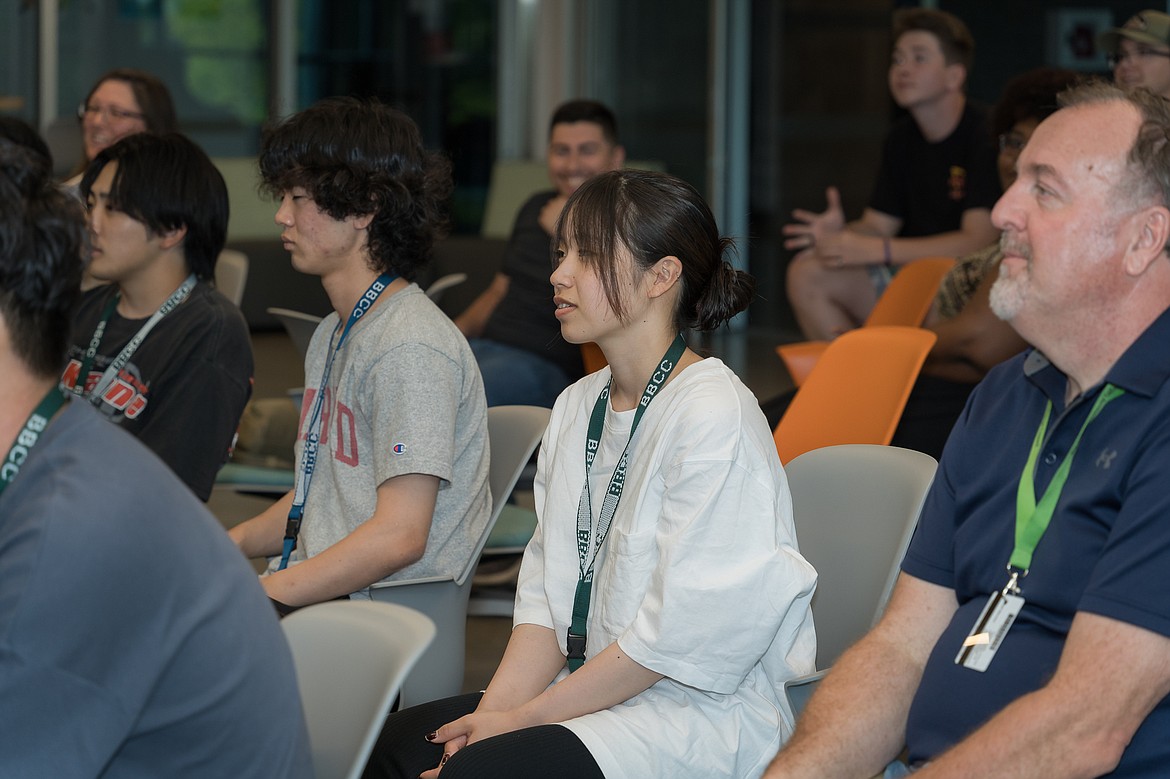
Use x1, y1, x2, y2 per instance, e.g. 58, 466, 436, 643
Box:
282, 600, 435, 779
785, 444, 937, 671
267, 306, 324, 359
782, 669, 827, 719
369, 404, 550, 707
424, 272, 468, 303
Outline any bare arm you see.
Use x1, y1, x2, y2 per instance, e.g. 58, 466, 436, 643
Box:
848, 207, 902, 239
477, 624, 572, 713
834, 208, 998, 267
453, 273, 510, 338
765, 574, 957, 779
256, 473, 439, 606
785, 187, 997, 267
922, 272, 1027, 384
228, 489, 295, 559
428, 635, 662, 764
916, 612, 1170, 778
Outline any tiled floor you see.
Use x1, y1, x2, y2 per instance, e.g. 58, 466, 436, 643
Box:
209, 324, 799, 693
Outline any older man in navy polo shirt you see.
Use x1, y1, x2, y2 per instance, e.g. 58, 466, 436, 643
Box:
766, 81, 1170, 778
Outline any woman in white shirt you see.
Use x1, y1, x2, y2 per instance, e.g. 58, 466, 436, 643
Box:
364, 169, 817, 779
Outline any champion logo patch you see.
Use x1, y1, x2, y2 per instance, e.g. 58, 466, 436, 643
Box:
392, 443, 407, 455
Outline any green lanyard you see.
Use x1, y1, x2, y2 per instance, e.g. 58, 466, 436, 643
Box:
1010, 383, 1124, 575
0, 387, 67, 497
566, 333, 687, 671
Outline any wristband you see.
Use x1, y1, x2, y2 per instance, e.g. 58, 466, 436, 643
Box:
882, 237, 893, 268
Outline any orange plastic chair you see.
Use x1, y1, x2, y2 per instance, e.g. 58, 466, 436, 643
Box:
773, 325, 938, 465
777, 256, 955, 387
581, 342, 608, 374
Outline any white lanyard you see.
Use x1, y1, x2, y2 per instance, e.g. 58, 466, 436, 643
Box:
71, 274, 197, 404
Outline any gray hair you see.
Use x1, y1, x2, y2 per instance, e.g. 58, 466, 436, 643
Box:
1058, 79, 1170, 212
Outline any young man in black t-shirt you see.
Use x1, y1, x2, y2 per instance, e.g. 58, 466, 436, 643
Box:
63, 133, 253, 500
783, 8, 1000, 341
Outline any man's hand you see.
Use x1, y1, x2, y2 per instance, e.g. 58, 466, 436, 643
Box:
784, 186, 847, 260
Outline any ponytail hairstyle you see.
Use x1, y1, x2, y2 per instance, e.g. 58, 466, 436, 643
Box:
554, 169, 755, 332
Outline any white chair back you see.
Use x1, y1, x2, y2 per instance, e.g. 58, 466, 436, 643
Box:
215, 249, 249, 306
785, 444, 936, 670
282, 600, 435, 779
424, 272, 468, 303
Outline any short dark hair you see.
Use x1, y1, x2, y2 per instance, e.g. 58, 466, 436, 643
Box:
554, 169, 755, 332
893, 8, 975, 73
258, 97, 452, 280
83, 69, 178, 138
549, 100, 620, 147
79, 133, 228, 281
0, 117, 52, 175
993, 68, 1082, 138
0, 141, 85, 378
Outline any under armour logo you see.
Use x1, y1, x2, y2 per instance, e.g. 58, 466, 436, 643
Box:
1095, 449, 1119, 469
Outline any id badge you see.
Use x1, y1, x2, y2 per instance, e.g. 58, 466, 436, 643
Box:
954, 590, 1024, 672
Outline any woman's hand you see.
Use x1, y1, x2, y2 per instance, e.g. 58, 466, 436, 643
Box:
419, 710, 528, 777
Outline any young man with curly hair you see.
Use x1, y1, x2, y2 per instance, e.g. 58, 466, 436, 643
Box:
229, 98, 491, 613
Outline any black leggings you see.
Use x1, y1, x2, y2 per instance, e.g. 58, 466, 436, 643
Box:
361, 692, 605, 779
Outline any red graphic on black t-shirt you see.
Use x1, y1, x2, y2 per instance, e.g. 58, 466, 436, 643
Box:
949, 166, 967, 201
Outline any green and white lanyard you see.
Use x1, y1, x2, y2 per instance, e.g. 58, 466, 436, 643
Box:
70, 274, 197, 405
1005, 383, 1125, 593
278, 273, 398, 571
0, 387, 67, 497
566, 333, 687, 671
956, 383, 1125, 671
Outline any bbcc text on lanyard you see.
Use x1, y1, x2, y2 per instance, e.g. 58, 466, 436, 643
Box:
278, 273, 398, 571
566, 333, 688, 671
70, 274, 197, 405
0, 387, 68, 499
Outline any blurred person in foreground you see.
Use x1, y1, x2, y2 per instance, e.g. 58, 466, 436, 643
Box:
0, 139, 310, 778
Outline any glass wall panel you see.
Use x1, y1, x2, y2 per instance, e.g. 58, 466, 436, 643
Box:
0, 1, 38, 124
297, 0, 497, 233
54, 0, 270, 172
587, 0, 710, 193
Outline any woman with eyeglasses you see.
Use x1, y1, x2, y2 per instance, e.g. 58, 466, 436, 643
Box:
66, 69, 177, 189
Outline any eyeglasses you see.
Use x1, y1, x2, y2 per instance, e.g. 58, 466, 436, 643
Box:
998, 133, 1027, 155
1106, 46, 1170, 68
77, 102, 146, 123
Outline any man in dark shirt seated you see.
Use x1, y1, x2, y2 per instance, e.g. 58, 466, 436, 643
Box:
456, 99, 625, 407
63, 132, 253, 501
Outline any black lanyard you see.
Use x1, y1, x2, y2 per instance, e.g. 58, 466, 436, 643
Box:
0, 387, 67, 497
279, 273, 398, 570
566, 333, 687, 671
